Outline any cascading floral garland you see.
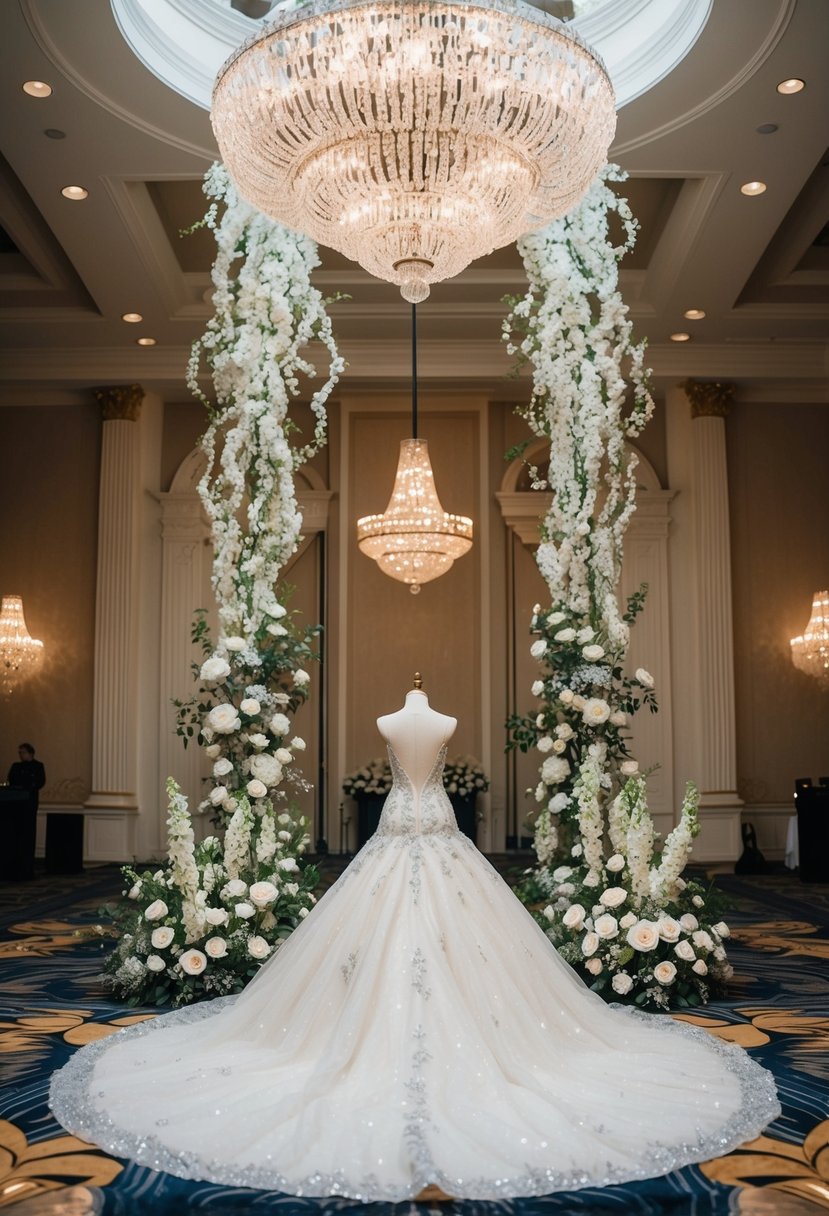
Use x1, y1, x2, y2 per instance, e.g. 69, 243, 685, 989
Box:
503, 165, 732, 1010
103, 164, 343, 1007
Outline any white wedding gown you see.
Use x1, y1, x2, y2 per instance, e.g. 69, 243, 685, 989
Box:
51, 743, 779, 1201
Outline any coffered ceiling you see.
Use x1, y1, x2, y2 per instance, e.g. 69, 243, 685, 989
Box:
0, 0, 826, 404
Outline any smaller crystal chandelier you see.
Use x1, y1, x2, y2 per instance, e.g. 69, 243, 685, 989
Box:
357, 305, 473, 594
790, 590, 829, 691
0, 595, 44, 696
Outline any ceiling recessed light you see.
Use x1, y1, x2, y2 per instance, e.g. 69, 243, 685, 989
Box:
683, 309, 706, 321
740, 180, 766, 196
136, 336, 157, 346
121, 312, 143, 323
756, 123, 778, 135
61, 184, 88, 201
44, 128, 66, 140
776, 78, 805, 95
23, 80, 52, 98
670, 332, 691, 343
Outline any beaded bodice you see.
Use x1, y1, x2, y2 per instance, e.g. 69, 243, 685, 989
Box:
377, 743, 457, 837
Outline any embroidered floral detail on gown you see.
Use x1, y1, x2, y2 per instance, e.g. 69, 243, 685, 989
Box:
50, 744, 779, 1201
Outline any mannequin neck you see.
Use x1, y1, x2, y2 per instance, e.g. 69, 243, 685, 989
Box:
405, 689, 429, 706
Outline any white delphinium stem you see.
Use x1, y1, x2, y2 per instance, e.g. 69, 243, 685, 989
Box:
223, 797, 254, 880
256, 810, 278, 865
607, 789, 630, 856
574, 754, 604, 879
165, 778, 203, 944
534, 808, 559, 865
650, 782, 700, 902
625, 779, 654, 902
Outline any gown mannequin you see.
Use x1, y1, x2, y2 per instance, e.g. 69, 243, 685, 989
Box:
50, 682, 779, 1201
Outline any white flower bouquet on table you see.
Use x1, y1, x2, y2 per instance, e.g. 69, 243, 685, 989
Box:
103, 780, 317, 1007
342, 756, 489, 805
342, 759, 393, 799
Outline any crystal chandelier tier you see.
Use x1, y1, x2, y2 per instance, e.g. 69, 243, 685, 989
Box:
0, 595, 44, 697
790, 590, 829, 691
212, 0, 616, 300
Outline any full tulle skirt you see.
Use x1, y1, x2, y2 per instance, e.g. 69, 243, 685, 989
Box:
50, 828, 779, 1200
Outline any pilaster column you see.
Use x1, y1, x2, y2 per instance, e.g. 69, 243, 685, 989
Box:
683, 379, 743, 860
85, 385, 143, 837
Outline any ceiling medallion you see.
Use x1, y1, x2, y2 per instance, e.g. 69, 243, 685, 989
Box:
212, 0, 616, 300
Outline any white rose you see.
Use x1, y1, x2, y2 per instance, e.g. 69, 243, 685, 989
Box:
204, 743, 221, 759
151, 926, 174, 949
223, 879, 247, 898
619, 911, 637, 929
549, 611, 566, 625
599, 887, 627, 909
284, 881, 299, 895
605, 854, 625, 873
240, 698, 261, 716
144, 900, 168, 922
714, 945, 726, 961
276, 748, 292, 764
249, 880, 278, 907
205, 936, 227, 958
692, 958, 708, 976
626, 920, 659, 951
692, 930, 715, 952
179, 948, 207, 975
658, 917, 681, 942
555, 724, 574, 741
200, 656, 231, 682
582, 871, 600, 888
247, 779, 267, 799
537, 736, 553, 753
610, 711, 626, 727
620, 759, 640, 776
235, 902, 255, 919
530, 639, 547, 659
674, 940, 696, 962
559, 689, 574, 705
278, 857, 299, 873
223, 636, 246, 652
585, 957, 603, 976
549, 793, 569, 813
299, 907, 309, 918
654, 961, 677, 985
207, 704, 241, 734
582, 644, 605, 661
541, 756, 570, 784
204, 907, 229, 926
269, 604, 287, 619
562, 904, 585, 930
269, 713, 291, 737
291, 736, 306, 750
692, 894, 705, 908
635, 667, 654, 689
679, 913, 699, 932
576, 627, 595, 643
248, 733, 269, 750
278, 830, 292, 842
146, 954, 166, 972
555, 882, 575, 897
554, 628, 576, 643
531, 680, 544, 697
552, 739, 567, 754
713, 922, 731, 939
293, 669, 310, 687
581, 931, 600, 957
266, 622, 287, 636
128, 882, 141, 900
535, 713, 546, 728
213, 758, 233, 778
209, 786, 227, 806
594, 913, 619, 939
552, 866, 573, 881
612, 972, 633, 995
571, 843, 583, 858
572, 695, 586, 710
247, 935, 272, 959
249, 753, 284, 787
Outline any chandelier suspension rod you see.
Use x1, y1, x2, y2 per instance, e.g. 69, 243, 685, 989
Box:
411, 302, 418, 440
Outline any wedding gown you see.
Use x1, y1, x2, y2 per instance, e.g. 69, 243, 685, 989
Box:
50, 741, 779, 1201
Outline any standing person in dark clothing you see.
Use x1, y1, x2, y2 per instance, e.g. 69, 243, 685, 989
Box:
8, 742, 46, 808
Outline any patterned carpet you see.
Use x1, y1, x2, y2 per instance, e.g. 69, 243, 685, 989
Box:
1, 860, 828, 1216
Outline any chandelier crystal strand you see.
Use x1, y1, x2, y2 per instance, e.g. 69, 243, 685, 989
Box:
790, 590, 829, 690
212, 0, 616, 300
0, 595, 44, 696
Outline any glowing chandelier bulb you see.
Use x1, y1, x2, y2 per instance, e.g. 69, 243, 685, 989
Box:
0, 595, 44, 697
358, 440, 473, 594
212, 0, 616, 300
790, 590, 829, 691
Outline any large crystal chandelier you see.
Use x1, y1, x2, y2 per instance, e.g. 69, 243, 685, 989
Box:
0, 595, 44, 697
790, 590, 829, 691
357, 305, 472, 592
212, 0, 616, 301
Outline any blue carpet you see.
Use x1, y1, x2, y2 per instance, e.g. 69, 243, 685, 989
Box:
1, 865, 828, 1215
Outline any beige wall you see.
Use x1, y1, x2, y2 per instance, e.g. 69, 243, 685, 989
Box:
727, 401, 829, 809
0, 403, 100, 801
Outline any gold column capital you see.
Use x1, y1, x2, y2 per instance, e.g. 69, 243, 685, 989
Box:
93, 384, 143, 422
681, 379, 735, 420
